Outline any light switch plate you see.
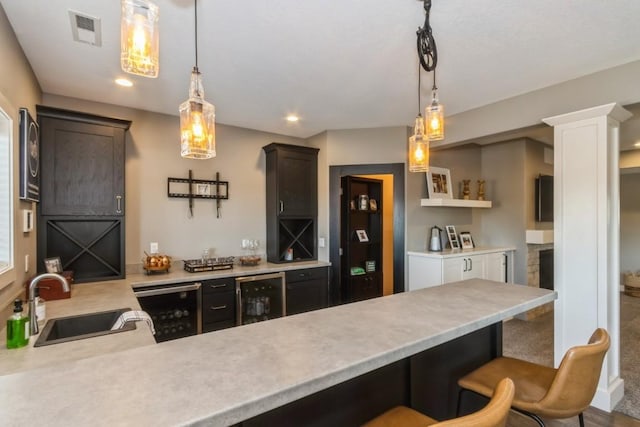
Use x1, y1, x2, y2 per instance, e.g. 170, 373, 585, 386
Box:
22, 209, 33, 233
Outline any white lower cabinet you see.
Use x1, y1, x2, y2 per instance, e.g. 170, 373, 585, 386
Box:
408, 248, 511, 291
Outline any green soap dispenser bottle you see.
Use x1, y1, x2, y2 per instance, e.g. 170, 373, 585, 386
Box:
6, 299, 29, 349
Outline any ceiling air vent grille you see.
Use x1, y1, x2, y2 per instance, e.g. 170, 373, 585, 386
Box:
68, 10, 102, 47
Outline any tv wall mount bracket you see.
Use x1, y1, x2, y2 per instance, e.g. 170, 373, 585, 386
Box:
167, 170, 229, 218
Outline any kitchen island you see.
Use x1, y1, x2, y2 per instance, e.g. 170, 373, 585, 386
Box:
0, 279, 555, 426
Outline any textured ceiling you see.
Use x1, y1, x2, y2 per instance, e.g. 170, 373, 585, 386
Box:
2, 0, 640, 146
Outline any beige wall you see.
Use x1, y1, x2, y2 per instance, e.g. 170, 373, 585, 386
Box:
0, 6, 42, 313
439, 59, 640, 146
409, 145, 484, 251
621, 172, 640, 273
478, 139, 553, 285
41, 94, 307, 265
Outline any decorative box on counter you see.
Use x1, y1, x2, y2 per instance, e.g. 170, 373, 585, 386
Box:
26, 271, 74, 300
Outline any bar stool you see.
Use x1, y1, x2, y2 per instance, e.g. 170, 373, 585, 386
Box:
363, 377, 514, 427
457, 328, 610, 427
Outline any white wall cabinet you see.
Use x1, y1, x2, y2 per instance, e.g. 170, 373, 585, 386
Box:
408, 247, 514, 291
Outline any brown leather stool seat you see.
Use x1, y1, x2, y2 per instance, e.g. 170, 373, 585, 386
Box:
364, 377, 514, 427
458, 328, 610, 427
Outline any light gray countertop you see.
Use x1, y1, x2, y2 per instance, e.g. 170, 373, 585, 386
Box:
127, 260, 331, 287
0, 279, 555, 427
0, 260, 331, 375
408, 246, 516, 258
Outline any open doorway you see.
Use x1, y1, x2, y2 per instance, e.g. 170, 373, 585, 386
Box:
329, 163, 405, 306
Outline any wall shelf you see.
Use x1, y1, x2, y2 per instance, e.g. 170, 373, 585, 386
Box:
420, 198, 492, 208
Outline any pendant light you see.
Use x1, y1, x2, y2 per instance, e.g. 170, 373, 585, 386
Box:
179, 0, 216, 159
426, 68, 444, 140
418, 0, 444, 141
409, 64, 429, 172
120, 0, 159, 78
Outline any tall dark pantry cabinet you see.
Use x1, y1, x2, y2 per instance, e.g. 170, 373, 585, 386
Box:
263, 143, 319, 263
37, 106, 130, 282
341, 176, 383, 303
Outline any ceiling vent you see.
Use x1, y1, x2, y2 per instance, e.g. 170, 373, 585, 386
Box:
68, 10, 102, 46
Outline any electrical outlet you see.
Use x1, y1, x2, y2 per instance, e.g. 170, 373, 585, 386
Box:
318, 237, 326, 248
150, 242, 159, 254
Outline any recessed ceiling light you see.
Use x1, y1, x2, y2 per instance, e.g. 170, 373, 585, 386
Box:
115, 78, 133, 87
286, 115, 299, 123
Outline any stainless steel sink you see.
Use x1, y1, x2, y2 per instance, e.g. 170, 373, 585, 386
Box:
34, 308, 136, 347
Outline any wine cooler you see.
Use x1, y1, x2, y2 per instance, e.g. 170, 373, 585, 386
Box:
236, 272, 286, 325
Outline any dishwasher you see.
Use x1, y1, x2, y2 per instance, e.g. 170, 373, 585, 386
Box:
134, 282, 202, 342
236, 272, 286, 325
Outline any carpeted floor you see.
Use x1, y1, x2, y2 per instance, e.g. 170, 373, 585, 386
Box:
502, 293, 640, 420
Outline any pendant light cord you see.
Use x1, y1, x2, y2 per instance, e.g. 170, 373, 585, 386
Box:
194, 0, 199, 69
417, 62, 422, 113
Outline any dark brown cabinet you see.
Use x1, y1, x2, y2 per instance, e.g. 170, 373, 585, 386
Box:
36, 106, 130, 282
201, 278, 236, 333
39, 114, 126, 216
341, 176, 383, 303
264, 143, 319, 263
285, 267, 328, 315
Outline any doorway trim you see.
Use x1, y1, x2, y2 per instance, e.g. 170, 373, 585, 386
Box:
329, 163, 405, 305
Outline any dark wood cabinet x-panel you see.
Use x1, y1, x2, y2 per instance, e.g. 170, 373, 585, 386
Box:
37, 106, 130, 283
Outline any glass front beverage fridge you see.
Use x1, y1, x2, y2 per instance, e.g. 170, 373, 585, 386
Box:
235, 272, 286, 325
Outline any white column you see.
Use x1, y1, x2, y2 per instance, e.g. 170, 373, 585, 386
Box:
543, 103, 631, 411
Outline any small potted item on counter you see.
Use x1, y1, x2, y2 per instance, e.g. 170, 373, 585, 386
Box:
143, 252, 171, 274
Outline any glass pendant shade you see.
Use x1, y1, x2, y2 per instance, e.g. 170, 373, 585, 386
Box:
425, 94, 444, 141
179, 68, 216, 159
409, 115, 430, 172
121, 0, 159, 78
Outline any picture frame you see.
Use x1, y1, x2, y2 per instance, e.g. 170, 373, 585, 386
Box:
19, 108, 40, 202
445, 225, 460, 249
365, 260, 376, 272
195, 183, 210, 196
44, 257, 63, 273
425, 167, 453, 199
460, 232, 475, 249
355, 229, 369, 242
369, 199, 377, 211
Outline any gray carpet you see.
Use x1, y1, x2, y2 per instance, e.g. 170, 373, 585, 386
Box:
502, 294, 640, 420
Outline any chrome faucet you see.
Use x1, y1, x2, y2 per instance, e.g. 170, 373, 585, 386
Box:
28, 273, 70, 335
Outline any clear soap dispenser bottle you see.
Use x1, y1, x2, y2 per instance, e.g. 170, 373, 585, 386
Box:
6, 299, 29, 349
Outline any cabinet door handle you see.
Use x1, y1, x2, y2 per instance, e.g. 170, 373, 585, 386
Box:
469, 258, 473, 271
463, 259, 468, 272
116, 195, 122, 214
209, 284, 228, 289
210, 305, 227, 310
279, 200, 284, 213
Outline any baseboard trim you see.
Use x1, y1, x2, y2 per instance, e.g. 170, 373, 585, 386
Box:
591, 376, 624, 412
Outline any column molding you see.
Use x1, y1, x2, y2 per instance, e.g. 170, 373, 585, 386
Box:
542, 103, 631, 411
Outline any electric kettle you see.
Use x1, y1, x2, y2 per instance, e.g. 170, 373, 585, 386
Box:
429, 226, 443, 252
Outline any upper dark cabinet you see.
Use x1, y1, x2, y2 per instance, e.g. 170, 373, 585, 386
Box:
37, 107, 130, 216
264, 143, 318, 218
263, 143, 319, 263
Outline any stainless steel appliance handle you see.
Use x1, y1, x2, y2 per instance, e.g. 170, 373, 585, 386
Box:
134, 283, 201, 298
235, 272, 285, 282
116, 195, 122, 214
